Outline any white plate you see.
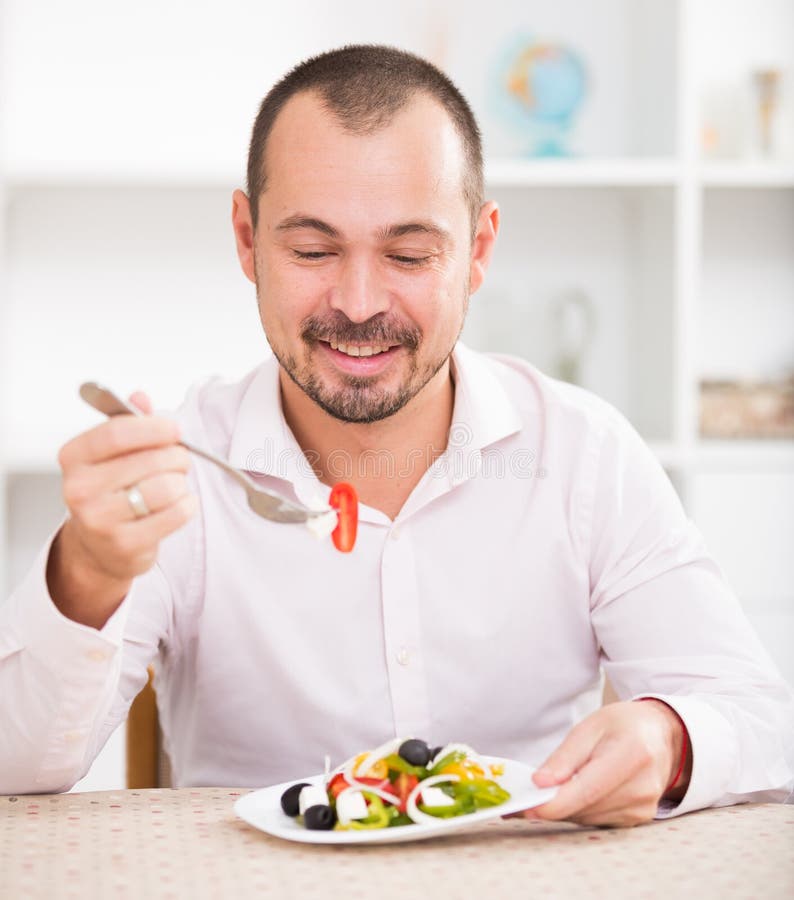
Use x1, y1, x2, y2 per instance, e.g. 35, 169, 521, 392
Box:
234, 756, 558, 845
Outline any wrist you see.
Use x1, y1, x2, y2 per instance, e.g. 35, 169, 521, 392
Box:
636, 698, 692, 800
46, 522, 131, 630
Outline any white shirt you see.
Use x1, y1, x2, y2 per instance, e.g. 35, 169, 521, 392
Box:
2, 343, 793, 815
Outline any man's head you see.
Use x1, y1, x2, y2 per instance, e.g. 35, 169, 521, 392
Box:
246, 45, 485, 240
232, 45, 499, 424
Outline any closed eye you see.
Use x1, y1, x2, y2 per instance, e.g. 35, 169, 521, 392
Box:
292, 250, 432, 267
390, 255, 431, 266
292, 250, 333, 261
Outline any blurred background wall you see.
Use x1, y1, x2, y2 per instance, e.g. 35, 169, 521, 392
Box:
1, 0, 792, 790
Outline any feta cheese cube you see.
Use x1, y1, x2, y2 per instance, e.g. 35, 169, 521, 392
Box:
420, 786, 455, 807
298, 784, 329, 816
336, 790, 369, 825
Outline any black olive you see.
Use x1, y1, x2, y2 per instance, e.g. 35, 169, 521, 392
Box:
429, 746, 443, 763
398, 738, 431, 767
304, 804, 336, 830
280, 782, 310, 817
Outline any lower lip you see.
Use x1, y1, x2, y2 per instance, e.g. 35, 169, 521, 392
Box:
317, 341, 403, 375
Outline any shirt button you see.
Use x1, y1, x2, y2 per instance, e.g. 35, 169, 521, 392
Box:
64, 730, 85, 743
396, 647, 410, 666
390, 526, 401, 541
86, 649, 109, 662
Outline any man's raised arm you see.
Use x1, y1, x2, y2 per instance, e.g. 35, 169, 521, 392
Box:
0, 394, 195, 794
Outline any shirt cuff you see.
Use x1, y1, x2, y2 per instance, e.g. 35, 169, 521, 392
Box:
2, 526, 134, 791
633, 692, 738, 818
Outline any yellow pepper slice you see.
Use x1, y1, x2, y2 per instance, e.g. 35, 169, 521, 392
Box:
438, 760, 486, 781
352, 752, 388, 780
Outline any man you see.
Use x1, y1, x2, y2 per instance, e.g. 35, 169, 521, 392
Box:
1, 45, 792, 825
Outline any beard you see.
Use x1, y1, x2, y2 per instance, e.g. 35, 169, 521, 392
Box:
260, 298, 468, 424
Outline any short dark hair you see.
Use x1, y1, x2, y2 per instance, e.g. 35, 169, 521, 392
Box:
246, 44, 484, 238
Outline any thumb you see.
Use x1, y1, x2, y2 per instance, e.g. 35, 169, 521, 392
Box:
128, 391, 153, 415
533, 720, 600, 787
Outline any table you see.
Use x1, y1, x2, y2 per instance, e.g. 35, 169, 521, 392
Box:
1, 789, 792, 899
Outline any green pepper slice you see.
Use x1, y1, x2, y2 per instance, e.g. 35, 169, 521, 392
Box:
384, 754, 428, 779
452, 779, 511, 808
387, 812, 414, 828
337, 793, 393, 830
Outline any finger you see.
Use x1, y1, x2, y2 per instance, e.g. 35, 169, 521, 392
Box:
114, 472, 192, 521
119, 492, 199, 547
59, 414, 180, 469
531, 740, 644, 821
70, 473, 193, 538
62, 448, 191, 520
532, 718, 602, 788
129, 391, 153, 415
566, 769, 664, 827
70, 445, 191, 499
573, 799, 659, 828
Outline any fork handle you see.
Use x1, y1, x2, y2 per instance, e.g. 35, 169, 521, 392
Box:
78, 382, 256, 493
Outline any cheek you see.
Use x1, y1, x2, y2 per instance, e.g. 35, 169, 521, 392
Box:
406, 275, 467, 336
258, 254, 330, 322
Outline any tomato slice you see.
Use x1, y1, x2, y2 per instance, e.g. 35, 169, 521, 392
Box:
392, 772, 419, 813
327, 773, 350, 799
328, 482, 358, 553
327, 772, 394, 801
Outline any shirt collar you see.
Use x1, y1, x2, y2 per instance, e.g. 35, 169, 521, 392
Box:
448, 341, 523, 454
227, 341, 523, 505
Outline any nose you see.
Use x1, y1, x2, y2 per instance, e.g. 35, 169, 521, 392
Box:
328, 253, 391, 323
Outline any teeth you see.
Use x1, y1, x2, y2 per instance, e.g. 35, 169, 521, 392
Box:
329, 341, 395, 358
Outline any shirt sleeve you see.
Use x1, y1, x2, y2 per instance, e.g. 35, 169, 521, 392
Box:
584, 410, 794, 817
0, 522, 172, 795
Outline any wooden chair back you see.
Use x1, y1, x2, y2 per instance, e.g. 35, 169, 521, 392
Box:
126, 666, 171, 788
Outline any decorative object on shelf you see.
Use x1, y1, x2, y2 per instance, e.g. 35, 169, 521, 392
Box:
752, 68, 782, 158
547, 288, 595, 385
700, 377, 794, 439
489, 35, 587, 157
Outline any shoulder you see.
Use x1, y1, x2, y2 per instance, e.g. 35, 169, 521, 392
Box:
470, 347, 632, 442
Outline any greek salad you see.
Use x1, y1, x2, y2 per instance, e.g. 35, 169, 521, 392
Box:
280, 738, 511, 831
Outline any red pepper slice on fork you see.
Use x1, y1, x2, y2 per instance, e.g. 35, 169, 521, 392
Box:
328, 482, 358, 553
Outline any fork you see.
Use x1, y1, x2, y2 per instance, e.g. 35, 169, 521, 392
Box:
79, 382, 330, 524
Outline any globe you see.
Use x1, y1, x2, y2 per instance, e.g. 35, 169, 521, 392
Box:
489, 36, 587, 157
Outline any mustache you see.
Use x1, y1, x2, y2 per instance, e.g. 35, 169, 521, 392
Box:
301, 312, 421, 351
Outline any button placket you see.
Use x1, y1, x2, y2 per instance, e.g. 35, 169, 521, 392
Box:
380, 524, 431, 738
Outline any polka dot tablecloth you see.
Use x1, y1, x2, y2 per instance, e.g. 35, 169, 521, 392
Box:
1, 790, 792, 899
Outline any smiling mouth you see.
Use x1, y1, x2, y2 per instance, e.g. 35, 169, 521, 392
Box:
321, 339, 401, 358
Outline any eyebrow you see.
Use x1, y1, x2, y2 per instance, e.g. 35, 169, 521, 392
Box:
274, 215, 452, 244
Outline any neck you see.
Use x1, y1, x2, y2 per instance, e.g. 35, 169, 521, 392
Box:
279, 361, 455, 520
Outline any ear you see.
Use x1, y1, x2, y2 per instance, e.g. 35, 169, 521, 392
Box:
231, 189, 256, 284
468, 201, 500, 295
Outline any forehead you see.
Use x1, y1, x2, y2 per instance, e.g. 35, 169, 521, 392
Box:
261, 90, 469, 230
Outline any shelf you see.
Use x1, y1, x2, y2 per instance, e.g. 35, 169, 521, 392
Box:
16, 158, 791, 192
4, 166, 243, 190
10, 159, 792, 192
485, 158, 680, 188
693, 440, 794, 471
3, 158, 683, 192
700, 162, 794, 188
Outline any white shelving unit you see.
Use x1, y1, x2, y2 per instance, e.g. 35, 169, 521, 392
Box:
1, 0, 793, 791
